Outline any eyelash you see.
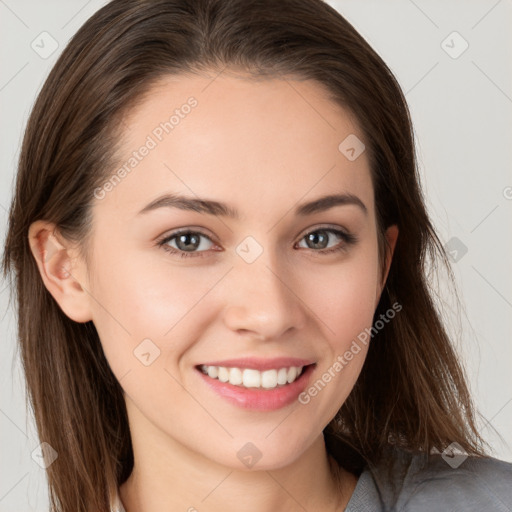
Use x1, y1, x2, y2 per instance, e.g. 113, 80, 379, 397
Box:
156, 227, 358, 259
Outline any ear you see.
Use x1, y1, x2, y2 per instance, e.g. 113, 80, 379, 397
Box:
375, 224, 399, 308
28, 220, 93, 323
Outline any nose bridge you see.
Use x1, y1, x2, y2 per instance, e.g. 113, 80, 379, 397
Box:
222, 236, 306, 339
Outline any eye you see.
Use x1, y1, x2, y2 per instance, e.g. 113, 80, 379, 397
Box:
157, 229, 216, 259
157, 226, 357, 259
296, 227, 357, 255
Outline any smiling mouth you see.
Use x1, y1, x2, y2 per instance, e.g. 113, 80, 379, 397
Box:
195, 363, 316, 390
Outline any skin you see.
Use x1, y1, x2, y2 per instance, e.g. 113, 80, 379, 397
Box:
29, 70, 398, 512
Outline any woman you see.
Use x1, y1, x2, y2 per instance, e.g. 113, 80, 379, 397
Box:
2, 0, 511, 511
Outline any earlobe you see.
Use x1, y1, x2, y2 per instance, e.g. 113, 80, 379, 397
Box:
28, 220, 93, 323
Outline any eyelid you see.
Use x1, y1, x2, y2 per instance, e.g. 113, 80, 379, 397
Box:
297, 223, 350, 239
156, 226, 216, 243
156, 227, 217, 249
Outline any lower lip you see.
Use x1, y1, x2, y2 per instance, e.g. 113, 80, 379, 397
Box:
195, 364, 316, 411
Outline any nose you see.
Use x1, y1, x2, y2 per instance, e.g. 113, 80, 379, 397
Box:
222, 249, 307, 341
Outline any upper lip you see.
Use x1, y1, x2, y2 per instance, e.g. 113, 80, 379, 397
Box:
196, 357, 316, 371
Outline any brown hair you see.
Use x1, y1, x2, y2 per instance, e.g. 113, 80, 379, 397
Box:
2, 0, 489, 510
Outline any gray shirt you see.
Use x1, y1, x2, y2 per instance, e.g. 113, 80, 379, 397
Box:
345, 446, 512, 511
112, 447, 512, 511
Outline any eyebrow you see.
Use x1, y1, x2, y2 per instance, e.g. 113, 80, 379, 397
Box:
137, 192, 368, 218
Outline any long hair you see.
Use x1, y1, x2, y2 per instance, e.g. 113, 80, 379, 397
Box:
2, 0, 488, 510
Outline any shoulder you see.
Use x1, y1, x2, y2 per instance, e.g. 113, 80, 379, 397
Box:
403, 451, 512, 511
354, 445, 512, 511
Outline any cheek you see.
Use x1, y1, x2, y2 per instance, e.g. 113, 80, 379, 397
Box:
88, 248, 225, 372
308, 249, 380, 344
299, 246, 379, 398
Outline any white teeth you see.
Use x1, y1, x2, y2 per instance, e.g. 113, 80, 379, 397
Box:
218, 366, 230, 383
261, 369, 277, 389
199, 364, 305, 389
287, 366, 297, 383
207, 366, 218, 379
243, 369, 261, 388
277, 367, 288, 385
229, 367, 243, 385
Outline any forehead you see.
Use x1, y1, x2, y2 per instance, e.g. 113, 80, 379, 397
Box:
100, 71, 374, 219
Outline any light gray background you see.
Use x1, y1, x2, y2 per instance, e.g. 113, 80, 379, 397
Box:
1, 0, 511, 510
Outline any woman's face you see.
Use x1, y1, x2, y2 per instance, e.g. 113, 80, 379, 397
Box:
69, 72, 397, 469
